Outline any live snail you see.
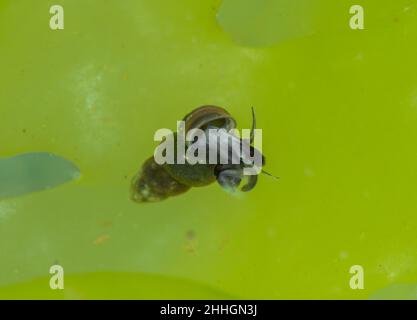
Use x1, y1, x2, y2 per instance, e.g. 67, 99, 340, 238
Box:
131, 105, 275, 203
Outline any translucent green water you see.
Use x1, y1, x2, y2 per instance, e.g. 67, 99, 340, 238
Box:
1, 0, 417, 299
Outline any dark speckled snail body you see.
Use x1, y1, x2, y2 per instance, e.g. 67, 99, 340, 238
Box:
131, 105, 269, 203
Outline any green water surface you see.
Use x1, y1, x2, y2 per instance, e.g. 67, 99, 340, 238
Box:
1, 0, 417, 299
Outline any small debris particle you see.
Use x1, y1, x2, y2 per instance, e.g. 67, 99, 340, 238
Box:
93, 234, 110, 245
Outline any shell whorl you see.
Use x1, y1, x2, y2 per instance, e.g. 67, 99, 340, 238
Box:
183, 105, 236, 133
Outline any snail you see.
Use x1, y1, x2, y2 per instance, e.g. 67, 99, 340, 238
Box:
131, 105, 274, 203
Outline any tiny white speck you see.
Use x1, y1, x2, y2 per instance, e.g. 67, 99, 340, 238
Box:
388, 272, 397, 281
355, 53, 364, 61
339, 251, 349, 260
304, 168, 315, 177
0, 203, 16, 222
267, 228, 277, 238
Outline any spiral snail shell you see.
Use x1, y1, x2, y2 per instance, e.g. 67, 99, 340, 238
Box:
131, 105, 267, 203
183, 105, 236, 133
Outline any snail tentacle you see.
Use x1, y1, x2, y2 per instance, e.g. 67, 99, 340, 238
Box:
250, 106, 256, 145
241, 174, 258, 192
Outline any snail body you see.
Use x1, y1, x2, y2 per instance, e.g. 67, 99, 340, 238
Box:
131, 105, 267, 203
131, 156, 190, 203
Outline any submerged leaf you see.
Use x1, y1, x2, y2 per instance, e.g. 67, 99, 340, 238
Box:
0, 272, 235, 300
0, 153, 80, 200
370, 284, 417, 300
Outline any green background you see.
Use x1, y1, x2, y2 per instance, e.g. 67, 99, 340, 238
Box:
1, 0, 417, 299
